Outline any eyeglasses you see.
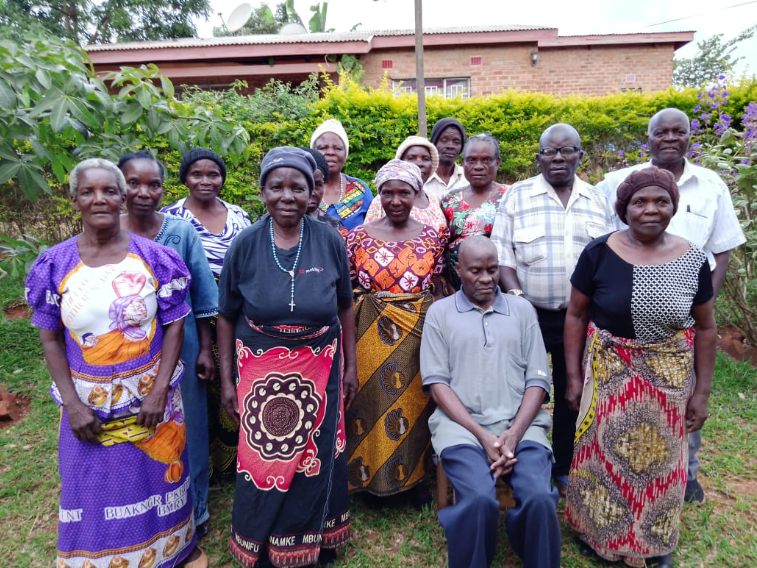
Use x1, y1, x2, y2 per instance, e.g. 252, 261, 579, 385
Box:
539, 146, 581, 157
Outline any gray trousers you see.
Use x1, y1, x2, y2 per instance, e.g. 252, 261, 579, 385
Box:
688, 430, 701, 479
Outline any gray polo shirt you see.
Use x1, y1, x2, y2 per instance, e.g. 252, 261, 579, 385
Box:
420, 290, 553, 454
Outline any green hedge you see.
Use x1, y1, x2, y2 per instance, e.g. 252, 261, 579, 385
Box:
6, 78, 757, 241
160, 79, 757, 219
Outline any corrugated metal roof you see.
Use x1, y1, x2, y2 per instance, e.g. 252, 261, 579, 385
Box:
85, 25, 555, 51
556, 30, 694, 37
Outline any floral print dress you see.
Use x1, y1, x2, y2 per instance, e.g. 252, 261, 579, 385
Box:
442, 185, 508, 289
346, 225, 449, 293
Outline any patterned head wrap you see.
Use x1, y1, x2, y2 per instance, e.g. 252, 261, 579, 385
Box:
615, 166, 680, 224
374, 159, 424, 194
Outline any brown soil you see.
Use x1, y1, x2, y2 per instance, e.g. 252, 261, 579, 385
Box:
0, 385, 31, 428
718, 326, 757, 367
2, 299, 30, 320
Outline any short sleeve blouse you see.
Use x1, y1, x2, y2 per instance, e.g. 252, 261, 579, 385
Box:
218, 215, 352, 327
571, 233, 713, 341
346, 225, 449, 293
161, 197, 251, 278
25, 234, 191, 417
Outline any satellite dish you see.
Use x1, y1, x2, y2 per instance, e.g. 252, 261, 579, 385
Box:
226, 3, 253, 33
279, 23, 308, 35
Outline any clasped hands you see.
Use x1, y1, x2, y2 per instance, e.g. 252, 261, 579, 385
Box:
481, 430, 519, 479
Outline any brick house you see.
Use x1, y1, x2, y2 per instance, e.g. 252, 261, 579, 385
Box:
86, 25, 693, 97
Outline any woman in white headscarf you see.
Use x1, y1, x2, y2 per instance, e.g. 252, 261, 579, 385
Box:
310, 118, 374, 230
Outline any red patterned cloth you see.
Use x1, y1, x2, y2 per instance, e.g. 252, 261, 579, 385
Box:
566, 322, 695, 566
230, 321, 349, 568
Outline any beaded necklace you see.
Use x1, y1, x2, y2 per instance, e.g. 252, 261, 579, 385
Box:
318, 173, 345, 212
269, 217, 305, 312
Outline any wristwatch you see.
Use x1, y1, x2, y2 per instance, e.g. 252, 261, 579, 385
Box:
507, 288, 525, 298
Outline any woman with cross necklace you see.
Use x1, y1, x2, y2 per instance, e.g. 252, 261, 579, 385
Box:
216, 146, 358, 568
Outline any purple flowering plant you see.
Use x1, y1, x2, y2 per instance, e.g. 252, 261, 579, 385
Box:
692, 78, 757, 343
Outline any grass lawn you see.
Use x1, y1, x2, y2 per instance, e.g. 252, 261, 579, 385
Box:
0, 274, 755, 567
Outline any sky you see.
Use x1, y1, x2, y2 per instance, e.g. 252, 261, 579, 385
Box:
195, 0, 757, 78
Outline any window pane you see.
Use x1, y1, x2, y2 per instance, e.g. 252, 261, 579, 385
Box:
445, 78, 469, 99
393, 79, 416, 96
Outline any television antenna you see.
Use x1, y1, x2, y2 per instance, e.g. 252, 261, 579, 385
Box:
225, 3, 253, 33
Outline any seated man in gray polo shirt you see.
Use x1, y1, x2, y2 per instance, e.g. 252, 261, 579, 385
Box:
420, 236, 560, 568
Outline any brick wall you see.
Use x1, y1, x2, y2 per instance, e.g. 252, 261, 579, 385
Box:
361, 42, 675, 97
536, 44, 674, 96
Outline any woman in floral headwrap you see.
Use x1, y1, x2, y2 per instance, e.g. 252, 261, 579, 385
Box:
364, 136, 447, 234
345, 159, 448, 507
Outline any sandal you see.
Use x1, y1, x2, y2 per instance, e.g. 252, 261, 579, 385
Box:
182, 547, 208, 568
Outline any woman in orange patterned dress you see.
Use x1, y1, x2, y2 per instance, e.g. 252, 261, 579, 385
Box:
364, 136, 447, 234
345, 159, 448, 508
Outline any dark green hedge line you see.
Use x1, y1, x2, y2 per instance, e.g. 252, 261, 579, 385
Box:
160, 80, 757, 218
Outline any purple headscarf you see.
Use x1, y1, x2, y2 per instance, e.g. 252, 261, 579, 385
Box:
374, 159, 424, 194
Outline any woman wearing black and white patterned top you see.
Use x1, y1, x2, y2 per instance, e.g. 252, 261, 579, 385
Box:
162, 148, 251, 278
562, 167, 716, 568
162, 148, 251, 486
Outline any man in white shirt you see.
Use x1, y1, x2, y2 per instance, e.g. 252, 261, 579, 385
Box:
425, 118, 469, 199
598, 107, 746, 504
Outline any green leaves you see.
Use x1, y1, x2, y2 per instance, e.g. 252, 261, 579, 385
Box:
0, 35, 254, 201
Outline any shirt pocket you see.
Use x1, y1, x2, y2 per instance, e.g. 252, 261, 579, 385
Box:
680, 210, 710, 249
514, 226, 547, 265
586, 222, 608, 240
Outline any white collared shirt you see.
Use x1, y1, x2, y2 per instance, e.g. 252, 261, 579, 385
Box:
491, 174, 614, 310
424, 163, 467, 200
598, 159, 746, 269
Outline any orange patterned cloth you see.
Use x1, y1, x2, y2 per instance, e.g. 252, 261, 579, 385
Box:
346, 225, 449, 294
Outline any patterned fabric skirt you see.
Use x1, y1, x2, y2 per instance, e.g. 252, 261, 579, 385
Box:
229, 319, 349, 568
346, 290, 434, 495
208, 282, 239, 481
566, 322, 695, 566
57, 387, 196, 568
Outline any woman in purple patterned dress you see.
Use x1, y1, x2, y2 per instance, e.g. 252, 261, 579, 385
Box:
26, 159, 207, 568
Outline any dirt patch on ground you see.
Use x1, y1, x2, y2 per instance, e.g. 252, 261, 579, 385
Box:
718, 326, 757, 367
0, 385, 30, 428
2, 299, 30, 320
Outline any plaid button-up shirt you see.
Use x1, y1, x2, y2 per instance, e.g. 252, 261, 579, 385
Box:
491, 174, 614, 310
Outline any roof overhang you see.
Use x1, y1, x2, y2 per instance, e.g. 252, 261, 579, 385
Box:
539, 31, 694, 51
85, 27, 695, 69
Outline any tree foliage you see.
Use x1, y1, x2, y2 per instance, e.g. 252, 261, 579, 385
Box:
674, 25, 757, 88
0, 0, 211, 44
213, 3, 291, 36
0, 33, 249, 200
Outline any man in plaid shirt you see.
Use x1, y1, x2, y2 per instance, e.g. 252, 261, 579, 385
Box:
490, 123, 614, 496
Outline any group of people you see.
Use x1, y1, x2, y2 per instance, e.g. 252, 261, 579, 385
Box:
26, 108, 743, 568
